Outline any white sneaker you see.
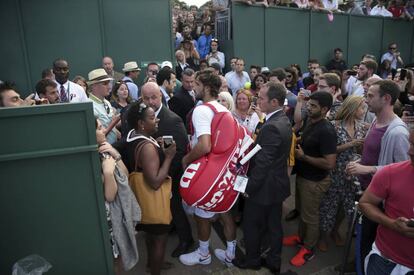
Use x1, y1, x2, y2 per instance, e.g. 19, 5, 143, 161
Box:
214, 248, 234, 267
179, 248, 211, 266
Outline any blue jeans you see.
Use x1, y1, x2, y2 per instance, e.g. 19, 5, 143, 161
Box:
366, 254, 396, 275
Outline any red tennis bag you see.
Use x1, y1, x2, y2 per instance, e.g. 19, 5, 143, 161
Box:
180, 103, 252, 213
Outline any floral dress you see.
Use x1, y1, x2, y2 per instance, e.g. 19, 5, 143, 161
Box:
319, 120, 367, 232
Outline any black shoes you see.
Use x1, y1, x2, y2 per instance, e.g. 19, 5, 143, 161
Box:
232, 257, 280, 274
171, 240, 194, 258
285, 209, 300, 221
232, 258, 261, 271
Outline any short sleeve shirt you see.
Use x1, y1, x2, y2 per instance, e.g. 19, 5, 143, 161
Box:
296, 118, 337, 181
191, 100, 229, 148
368, 160, 414, 269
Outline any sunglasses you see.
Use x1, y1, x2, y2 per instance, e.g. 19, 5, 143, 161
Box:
286, 75, 292, 78
389, 47, 397, 50
211, 38, 219, 42
138, 102, 148, 114
103, 102, 111, 114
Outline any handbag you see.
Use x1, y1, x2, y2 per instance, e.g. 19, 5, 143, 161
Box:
128, 138, 172, 225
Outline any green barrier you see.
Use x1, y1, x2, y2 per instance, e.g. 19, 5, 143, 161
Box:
0, 0, 172, 95
0, 103, 114, 275
232, 3, 414, 71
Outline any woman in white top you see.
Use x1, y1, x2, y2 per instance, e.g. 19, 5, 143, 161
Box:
232, 88, 264, 134
206, 38, 225, 71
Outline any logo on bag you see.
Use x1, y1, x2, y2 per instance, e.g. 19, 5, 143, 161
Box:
180, 162, 201, 188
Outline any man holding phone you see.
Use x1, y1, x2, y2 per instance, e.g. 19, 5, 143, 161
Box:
359, 127, 414, 274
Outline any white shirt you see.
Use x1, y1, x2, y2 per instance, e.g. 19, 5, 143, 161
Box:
191, 100, 229, 148
322, 0, 338, 10
370, 5, 393, 16
346, 76, 364, 96
381, 52, 398, 70
154, 103, 162, 118
160, 86, 171, 103
207, 51, 225, 69
54, 80, 88, 103
225, 71, 251, 95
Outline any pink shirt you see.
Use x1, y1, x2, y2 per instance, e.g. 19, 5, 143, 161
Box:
368, 160, 414, 269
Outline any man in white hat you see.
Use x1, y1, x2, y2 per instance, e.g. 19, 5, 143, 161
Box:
88, 68, 118, 144
121, 61, 141, 101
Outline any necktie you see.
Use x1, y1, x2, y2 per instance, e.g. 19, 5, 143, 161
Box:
60, 85, 68, 103
189, 90, 196, 102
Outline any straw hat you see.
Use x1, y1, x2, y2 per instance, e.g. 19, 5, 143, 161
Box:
87, 68, 113, 85
122, 61, 141, 72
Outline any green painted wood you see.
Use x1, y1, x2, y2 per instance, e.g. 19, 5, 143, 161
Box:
231, 3, 414, 71
348, 15, 383, 67
232, 4, 265, 68
309, 11, 349, 67
0, 103, 114, 275
0, 0, 172, 95
264, 7, 310, 70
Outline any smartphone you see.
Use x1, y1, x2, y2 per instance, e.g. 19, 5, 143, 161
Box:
162, 135, 174, 148
302, 89, 311, 100
399, 69, 407, 81
407, 219, 414, 227
404, 104, 414, 115
347, 70, 358, 76
252, 97, 258, 106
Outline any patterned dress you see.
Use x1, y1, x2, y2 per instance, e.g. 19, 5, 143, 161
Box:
319, 120, 367, 232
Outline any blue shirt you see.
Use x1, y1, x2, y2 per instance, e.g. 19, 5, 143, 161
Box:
197, 34, 212, 59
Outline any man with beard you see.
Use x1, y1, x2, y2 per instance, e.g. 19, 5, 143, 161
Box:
156, 67, 177, 105
52, 58, 88, 103
346, 80, 409, 270
343, 60, 377, 97
35, 79, 60, 104
284, 91, 337, 267
179, 69, 237, 268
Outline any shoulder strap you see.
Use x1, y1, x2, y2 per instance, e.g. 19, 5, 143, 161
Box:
134, 140, 152, 171
204, 102, 219, 114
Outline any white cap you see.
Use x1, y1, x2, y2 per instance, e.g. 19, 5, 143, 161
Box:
161, 61, 173, 69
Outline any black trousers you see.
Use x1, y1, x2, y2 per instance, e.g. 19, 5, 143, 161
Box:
171, 181, 193, 243
360, 215, 378, 275
243, 199, 283, 269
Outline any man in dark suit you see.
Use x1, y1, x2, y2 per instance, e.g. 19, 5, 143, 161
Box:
233, 83, 292, 274
141, 82, 194, 257
168, 68, 196, 130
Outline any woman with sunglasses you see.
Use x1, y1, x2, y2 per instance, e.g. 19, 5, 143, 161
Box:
125, 101, 177, 275
285, 67, 304, 95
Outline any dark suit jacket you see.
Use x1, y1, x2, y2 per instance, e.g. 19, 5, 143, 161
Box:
175, 64, 189, 81
153, 105, 188, 186
246, 110, 292, 205
168, 87, 195, 130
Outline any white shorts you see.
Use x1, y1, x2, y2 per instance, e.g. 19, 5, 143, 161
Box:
182, 200, 216, 219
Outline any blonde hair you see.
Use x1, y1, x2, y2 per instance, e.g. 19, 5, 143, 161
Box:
335, 96, 365, 121
235, 88, 253, 110
218, 91, 235, 112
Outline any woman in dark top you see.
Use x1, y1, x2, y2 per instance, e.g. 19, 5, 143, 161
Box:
126, 101, 176, 275
110, 81, 132, 115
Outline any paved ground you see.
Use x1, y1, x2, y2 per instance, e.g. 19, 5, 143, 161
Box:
122, 176, 356, 275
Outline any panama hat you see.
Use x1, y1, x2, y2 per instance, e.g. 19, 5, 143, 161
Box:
87, 68, 113, 85
122, 61, 141, 72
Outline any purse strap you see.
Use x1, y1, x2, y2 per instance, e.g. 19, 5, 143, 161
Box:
134, 140, 152, 172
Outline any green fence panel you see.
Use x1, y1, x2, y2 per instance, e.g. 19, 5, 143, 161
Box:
264, 7, 310, 70
0, 0, 172, 95
0, 103, 114, 275
231, 3, 414, 71
232, 5, 265, 68
309, 12, 349, 67
348, 15, 384, 67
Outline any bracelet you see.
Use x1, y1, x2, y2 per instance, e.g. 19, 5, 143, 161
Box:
115, 155, 122, 162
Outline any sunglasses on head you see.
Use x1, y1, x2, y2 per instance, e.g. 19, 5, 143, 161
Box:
211, 38, 219, 42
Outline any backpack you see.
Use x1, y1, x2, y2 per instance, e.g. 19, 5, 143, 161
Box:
179, 102, 253, 213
